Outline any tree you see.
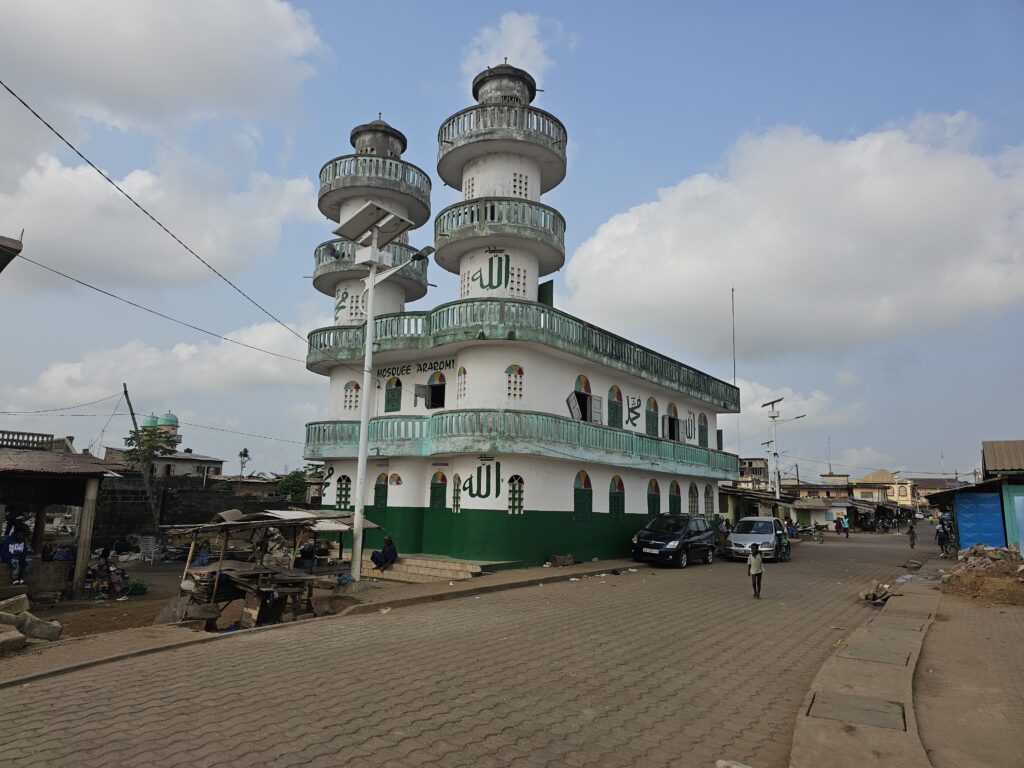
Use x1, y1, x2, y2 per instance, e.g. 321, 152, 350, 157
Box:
238, 447, 251, 477
303, 462, 324, 479
122, 429, 176, 473
277, 470, 308, 503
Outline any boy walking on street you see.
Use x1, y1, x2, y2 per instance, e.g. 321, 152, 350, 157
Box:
747, 543, 764, 599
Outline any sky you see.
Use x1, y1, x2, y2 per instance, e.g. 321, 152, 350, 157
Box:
1, 1, 1022, 482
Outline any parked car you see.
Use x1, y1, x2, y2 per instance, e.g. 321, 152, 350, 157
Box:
725, 517, 789, 561
631, 514, 716, 568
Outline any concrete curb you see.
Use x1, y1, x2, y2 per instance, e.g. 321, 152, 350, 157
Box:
789, 559, 941, 768
0, 563, 640, 690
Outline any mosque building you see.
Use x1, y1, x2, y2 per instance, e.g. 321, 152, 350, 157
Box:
304, 65, 740, 564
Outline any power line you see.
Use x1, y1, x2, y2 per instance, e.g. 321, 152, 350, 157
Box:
14, 253, 306, 363
0, 76, 308, 347
88, 394, 124, 454
783, 452, 961, 477
0, 392, 120, 414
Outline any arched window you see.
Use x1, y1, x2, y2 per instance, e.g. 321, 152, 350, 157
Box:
570, 375, 597, 422
457, 367, 467, 400
508, 474, 525, 515
429, 471, 447, 513
426, 372, 446, 409
898, 486, 908, 498
452, 473, 462, 514
385, 377, 402, 412
688, 482, 699, 515
343, 381, 360, 410
609, 475, 625, 520
573, 470, 593, 521
698, 413, 709, 448
337, 474, 353, 511
373, 473, 389, 511
669, 480, 682, 514
645, 397, 659, 437
506, 365, 524, 399
664, 403, 680, 441
607, 386, 623, 429
389, 473, 402, 486
704, 484, 714, 517
647, 479, 661, 517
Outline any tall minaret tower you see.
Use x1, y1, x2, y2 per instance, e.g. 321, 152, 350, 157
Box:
435, 65, 567, 301
313, 120, 432, 327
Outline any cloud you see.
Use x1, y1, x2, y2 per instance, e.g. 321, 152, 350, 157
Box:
835, 371, 863, 389
0, 1, 320, 137
0, 151, 316, 292
563, 114, 1024, 361
737, 377, 865, 432
0, 318, 328, 413
462, 12, 559, 89
836, 446, 892, 473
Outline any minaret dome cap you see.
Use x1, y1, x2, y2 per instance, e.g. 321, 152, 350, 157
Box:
349, 119, 408, 156
471, 64, 537, 104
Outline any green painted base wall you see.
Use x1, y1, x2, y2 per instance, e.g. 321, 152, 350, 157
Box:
342, 505, 644, 565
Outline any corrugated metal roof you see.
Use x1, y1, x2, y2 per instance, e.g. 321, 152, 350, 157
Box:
0, 448, 117, 476
982, 440, 1024, 473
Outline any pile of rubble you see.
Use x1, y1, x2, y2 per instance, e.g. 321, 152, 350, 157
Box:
950, 543, 1023, 573
0, 594, 63, 654
939, 544, 1024, 604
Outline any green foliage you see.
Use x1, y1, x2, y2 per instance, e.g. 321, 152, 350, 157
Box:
276, 470, 308, 503
122, 428, 176, 471
303, 462, 325, 478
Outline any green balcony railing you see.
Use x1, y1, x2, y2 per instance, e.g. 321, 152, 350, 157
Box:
438, 103, 567, 164
312, 238, 427, 285
318, 154, 431, 218
306, 299, 740, 411
434, 197, 565, 254
304, 410, 740, 479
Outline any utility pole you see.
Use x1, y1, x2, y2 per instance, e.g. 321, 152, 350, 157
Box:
795, 463, 800, 488
123, 382, 160, 536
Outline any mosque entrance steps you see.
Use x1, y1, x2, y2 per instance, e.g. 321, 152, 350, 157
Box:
344, 551, 522, 583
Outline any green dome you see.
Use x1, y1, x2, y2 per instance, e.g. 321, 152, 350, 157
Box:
141, 414, 158, 428
157, 411, 178, 426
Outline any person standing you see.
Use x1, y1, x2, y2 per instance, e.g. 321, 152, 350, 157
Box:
908, 523, 917, 549
3, 525, 33, 585
842, 516, 850, 539
747, 543, 764, 599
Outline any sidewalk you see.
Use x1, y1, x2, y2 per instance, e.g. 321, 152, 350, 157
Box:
0, 557, 638, 686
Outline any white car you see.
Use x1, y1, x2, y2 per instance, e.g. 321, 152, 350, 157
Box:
725, 517, 789, 562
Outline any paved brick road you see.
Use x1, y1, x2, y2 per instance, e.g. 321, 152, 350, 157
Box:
3, 535, 910, 768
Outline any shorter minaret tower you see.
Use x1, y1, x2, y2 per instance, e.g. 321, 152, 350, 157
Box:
435, 65, 568, 302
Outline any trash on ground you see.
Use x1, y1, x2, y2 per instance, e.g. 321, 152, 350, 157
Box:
379, 607, 392, 615
941, 544, 1024, 605
569, 577, 581, 582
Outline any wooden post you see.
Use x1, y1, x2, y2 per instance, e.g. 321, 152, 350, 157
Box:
209, 531, 228, 604
180, 533, 197, 585
72, 478, 100, 598
30, 500, 46, 555
122, 382, 161, 539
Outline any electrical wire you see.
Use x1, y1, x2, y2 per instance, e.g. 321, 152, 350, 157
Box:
0, 76, 309, 346
14, 253, 306, 364
87, 394, 124, 454
0, 392, 120, 414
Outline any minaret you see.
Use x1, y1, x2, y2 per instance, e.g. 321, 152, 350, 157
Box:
435, 65, 567, 301
313, 119, 431, 326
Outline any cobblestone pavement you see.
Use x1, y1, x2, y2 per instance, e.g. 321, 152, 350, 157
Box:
3, 534, 911, 768
915, 593, 1024, 768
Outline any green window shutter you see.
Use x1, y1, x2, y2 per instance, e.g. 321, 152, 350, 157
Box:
373, 483, 388, 511
647, 493, 659, 517
669, 494, 681, 514
429, 483, 446, 513
452, 484, 461, 514
508, 482, 524, 515
699, 424, 709, 448
338, 482, 352, 512
645, 411, 658, 437
573, 488, 593, 521
608, 401, 623, 429
609, 491, 625, 520
688, 489, 699, 515
385, 387, 402, 412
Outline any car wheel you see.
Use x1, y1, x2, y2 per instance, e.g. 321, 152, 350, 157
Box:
675, 550, 688, 569
704, 547, 714, 565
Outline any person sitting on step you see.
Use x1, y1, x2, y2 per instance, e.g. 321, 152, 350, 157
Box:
370, 536, 398, 571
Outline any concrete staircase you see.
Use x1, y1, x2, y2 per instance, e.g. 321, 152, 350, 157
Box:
346, 551, 517, 584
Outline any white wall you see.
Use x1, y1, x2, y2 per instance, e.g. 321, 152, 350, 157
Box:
462, 153, 541, 202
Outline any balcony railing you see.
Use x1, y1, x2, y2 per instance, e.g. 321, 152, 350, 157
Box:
434, 197, 565, 255
306, 299, 741, 411
312, 238, 427, 285
318, 155, 431, 218
304, 410, 739, 478
438, 104, 567, 165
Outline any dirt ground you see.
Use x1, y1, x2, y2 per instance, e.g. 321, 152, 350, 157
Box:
941, 562, 1024, 606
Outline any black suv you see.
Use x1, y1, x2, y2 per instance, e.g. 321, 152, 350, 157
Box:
631, 514, 716, 568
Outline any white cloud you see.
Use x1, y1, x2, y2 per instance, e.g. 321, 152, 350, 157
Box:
563, 114, 1024, 361
0, 0, 320, 136
738, 377, 865, 432
462, 12, 558, 90
0, 151, 316, 292
836, 446, 892, 473
0, 317, 328, 412
835, 371, 863, 389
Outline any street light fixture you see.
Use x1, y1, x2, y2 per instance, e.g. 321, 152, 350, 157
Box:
335, 203, 432, 581
761, 397, 807, 500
